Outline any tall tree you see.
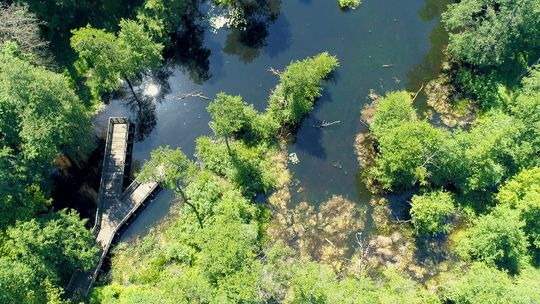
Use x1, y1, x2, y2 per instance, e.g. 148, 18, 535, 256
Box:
497, 168, 540, 256
0, 3, 51, 65
442, 0, 540, 67
137, 146, 203, 228
0, 42, 92, 227
207, 93, 248, 152
0, 210, 97, 303
457, 206, 528, 274
70, 19, 163, 102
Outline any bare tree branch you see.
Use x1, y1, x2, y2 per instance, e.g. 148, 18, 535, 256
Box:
313, 120, 341, 128
268, 67, 281, 76
176, 91, 210, 100
0, 3, 52, 66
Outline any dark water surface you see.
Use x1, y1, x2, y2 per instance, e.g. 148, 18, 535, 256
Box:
94, 0, 450, 241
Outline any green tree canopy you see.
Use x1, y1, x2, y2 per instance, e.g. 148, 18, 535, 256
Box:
0, 42, 92, 227
457, 206, 528, 274
370, 91, 417, 139
452, 111, 527, 194
410, 190, 455, 235
0, 210, 97, 303
71, 19, 163, 99
136, 0, 190, 43
441, 263, 537, 304
442, 0, 540, 67
372, 121, 449, 190
137, 146, 203, 227
207, 93, 249, 150
497, 168, 540, 253
137, 146, 197, 192
268, 52, 339, 125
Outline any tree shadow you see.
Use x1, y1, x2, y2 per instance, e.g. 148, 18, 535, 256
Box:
288, 89, 337, 160
223, 27, 263, 63
124, 67, 174, 141
223, 0, 283, 63
414, 234, 449, 265
293, 116, 327, 160
264, 14, 292, 58
168, 14, 212, 84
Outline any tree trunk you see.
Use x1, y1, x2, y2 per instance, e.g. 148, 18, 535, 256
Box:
177, 187, 204, 229
225, 135, 231, 155
125, 77, 142, 113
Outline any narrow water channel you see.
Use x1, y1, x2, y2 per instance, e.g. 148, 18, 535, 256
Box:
92, 0, 450, 241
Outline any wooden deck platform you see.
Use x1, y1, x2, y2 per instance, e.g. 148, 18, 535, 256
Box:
67, 117, 160, 297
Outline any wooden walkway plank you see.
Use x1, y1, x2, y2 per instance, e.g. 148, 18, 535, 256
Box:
66, 117, 161, 297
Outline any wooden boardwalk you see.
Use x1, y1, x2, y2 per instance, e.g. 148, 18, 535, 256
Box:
67, 117, 160, 297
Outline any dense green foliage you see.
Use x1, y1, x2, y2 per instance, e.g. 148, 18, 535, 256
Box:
71, 19, 163, 100
369, 91, 448, 190
457, 206, 528, 274
0, 211, 97, 303
442, 0, 540, 67
136, 0, 190, 43
441, 263, 540, 303
207, 93, 250, 150
338, 0, 361, 9
410, 190, 455, 235
497, 168, 540, 259
268, 52, 339, 126
0, 42, 93, 227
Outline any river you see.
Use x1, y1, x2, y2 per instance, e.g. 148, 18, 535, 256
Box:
91, 0, 450, 241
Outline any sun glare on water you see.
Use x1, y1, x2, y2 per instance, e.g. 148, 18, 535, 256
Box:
143, 83, 160, 97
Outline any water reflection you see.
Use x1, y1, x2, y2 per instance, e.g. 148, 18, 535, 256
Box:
124, 67, 173, 141
418, 0, 453, 21
222, 0, 282, 63
224, 28, 262, 63
263, 14, 291, 57
405, 0, 452, 92
169, 15, 212, 84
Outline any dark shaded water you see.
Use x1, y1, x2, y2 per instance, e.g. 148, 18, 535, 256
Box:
92, 0, 450, 241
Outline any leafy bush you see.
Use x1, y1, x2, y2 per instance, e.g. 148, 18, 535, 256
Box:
497, 168, 540, 256
457, 206, 528, 274
441, 263, 539, 303
454, 68, 501, 109
411, 190, 455, 235
370, 91, 417, 139
338, 0, 361, 9
372, 121, 449, 190
267, 52, 339, 126
196, 137, 281, 196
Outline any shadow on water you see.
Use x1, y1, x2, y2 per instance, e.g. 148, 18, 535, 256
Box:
405, 0, 452, 114
294, 117, 327, 159
414, 234, 449, 266
168, 15, 212, 84
224, 28, 263, 63
263, 14, 291, 57
292, 88, 337, 160
223, 0, 283, 63
123, 67, 174, 141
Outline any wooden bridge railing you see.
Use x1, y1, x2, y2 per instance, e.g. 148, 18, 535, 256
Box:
67, 117, 160, 297
92, 117, 130, 236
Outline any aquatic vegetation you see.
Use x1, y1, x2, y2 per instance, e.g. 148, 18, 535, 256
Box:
338, 0, 361, 10
267, 195, 367, 271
